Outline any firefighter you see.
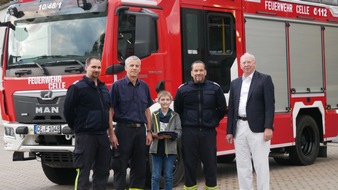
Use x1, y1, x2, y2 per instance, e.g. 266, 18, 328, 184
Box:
64, 56, 118, 190
109, 55, 153, 190
174, 60, 227, 190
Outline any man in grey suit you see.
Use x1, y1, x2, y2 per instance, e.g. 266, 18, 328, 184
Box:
226, 52, 275, 190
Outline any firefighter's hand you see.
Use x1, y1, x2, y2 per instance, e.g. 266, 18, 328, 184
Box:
146, 132, 153, 145
226, 134, 233, 144
109, 133, 119, 149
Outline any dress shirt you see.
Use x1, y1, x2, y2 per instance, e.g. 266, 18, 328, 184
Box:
238, 71, 254, 117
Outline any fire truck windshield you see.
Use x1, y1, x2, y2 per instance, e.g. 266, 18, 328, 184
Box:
7, 13, 106, 68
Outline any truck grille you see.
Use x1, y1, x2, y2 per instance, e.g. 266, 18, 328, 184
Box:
13, 90, 67, 124
42, 152, 73, 168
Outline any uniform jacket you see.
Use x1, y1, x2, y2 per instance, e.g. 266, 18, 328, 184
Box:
149, 109, 182, 155
63, 76, 111, 134
227, 71, 275, 137
174, 80, 227, 128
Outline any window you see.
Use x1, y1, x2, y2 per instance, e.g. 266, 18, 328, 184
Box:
208, 15, 233, 55
118, 13, 136, 60
181, 8, 236, 92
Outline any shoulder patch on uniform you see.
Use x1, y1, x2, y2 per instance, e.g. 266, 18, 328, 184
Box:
178, 82, 188, 89
73, 80, 80, 85
211, 81, 221, 87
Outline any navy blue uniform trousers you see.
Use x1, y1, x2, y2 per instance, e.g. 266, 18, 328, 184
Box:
182, 127, 217, 187
73, 134, 111, 190
113, 124, 147, 190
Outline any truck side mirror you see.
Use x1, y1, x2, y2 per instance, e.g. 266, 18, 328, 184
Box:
106, 63, 125, 74
133, 9, 158, 59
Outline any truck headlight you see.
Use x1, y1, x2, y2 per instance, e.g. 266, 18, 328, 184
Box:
4, 127, 15, 138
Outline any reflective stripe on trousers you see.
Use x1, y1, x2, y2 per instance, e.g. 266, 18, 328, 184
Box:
74, 168, 80, 190
184, 185, 197, 190
183, 185, 217, 190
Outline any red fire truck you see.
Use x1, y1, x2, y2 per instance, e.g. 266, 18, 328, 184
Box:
1, 0, 338, 186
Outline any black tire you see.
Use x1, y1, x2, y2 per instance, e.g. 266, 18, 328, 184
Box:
289, 115, 319, 165
172, 142, 184, 187
217, 154, 235, 164
149, 142, 184, 188
41, 163, 76, 185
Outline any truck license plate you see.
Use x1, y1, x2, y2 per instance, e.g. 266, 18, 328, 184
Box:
34, 125, 61, 134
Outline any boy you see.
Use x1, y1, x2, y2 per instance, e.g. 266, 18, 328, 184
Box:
149, 90, 182, 190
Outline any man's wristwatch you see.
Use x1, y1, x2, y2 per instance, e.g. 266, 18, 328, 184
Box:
147, 130, 152, 133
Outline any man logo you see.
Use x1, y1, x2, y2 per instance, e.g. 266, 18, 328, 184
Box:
36, 106, 59, 114
41, 91, 53, 99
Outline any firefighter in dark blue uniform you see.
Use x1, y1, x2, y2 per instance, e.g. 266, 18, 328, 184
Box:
64, 56, 118, 190
174, 60, 227, 190
109, 55, 153, 190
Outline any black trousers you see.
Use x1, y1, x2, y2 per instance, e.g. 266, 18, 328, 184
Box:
182, 127, 217, 187
73, 134, 111, 190
113, 124, 147, 190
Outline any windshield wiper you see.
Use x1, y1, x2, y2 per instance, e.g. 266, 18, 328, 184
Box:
64, 59, 85, 73
33, 55, 62, 61
34, 62, 49, 75
74, 59, 85, 68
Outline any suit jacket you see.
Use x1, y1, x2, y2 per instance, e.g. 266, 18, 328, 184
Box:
227, 71, 275, 136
